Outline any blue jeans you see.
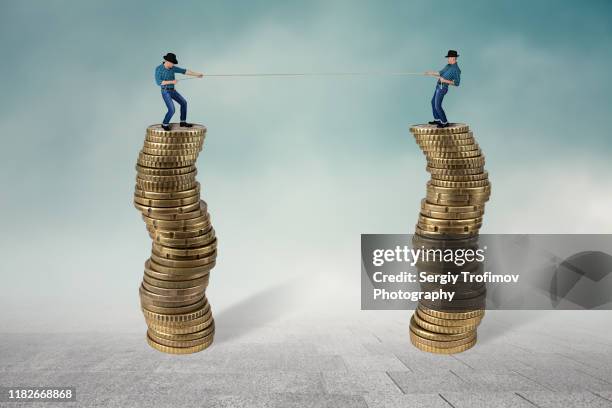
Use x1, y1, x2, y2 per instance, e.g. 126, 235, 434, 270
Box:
161, 89, 187, 124
431, 85, 448, 124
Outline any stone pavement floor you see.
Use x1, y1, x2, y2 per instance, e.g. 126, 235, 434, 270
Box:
1, 311, 611, 407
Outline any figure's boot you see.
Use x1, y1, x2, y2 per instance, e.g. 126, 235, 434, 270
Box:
161, 124, 171, 131
428, 121, 440, 125
180, 122, 193, 128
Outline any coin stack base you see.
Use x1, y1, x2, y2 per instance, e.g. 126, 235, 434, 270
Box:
408, 123, 490, 354
134, 123, 217, 354
409, 307, 483, 354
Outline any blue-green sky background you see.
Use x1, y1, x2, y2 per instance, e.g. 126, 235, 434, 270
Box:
1, 1, 612, 331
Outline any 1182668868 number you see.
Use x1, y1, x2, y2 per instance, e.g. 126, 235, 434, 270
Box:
1, 387, 76, 402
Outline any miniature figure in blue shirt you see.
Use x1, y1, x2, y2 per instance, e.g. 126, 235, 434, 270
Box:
154, 53, 204, 131
425, 50, 461, 128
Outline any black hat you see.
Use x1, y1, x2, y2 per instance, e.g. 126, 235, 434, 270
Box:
163, 52, 178, 64
445, 50, 459, 58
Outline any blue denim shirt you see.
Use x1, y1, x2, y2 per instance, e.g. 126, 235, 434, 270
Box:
438, 63, 461, 89
154, 64, 187, 90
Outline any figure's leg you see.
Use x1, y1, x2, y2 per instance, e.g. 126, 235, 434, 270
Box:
431, 89, 440, 122
171, 91, 188, 123
162, 91, 175, 125
435, 89, 448, 125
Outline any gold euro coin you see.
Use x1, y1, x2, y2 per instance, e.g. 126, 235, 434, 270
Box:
149, 321, 214, 342
425, 191, 490, 201
150, 252, 217, 268
148, 327, 214, 348
136, 201, 202, 217
425, 190, 490, 200
427, 156, 485, 169
417, 138, 476, 147
136, 164, 196, 176
148, 220, 212, 235
418, 306, 484, 320
146, 308, 212, 329
148, 224, 213, 239
420, 209, 484, 220
410, 329, 476, 348
144, 206, 208, 222
410, 124, 470, 135
134, 183, 200, 200
152, 228, 216, 248
420, 200, 484, 214
143, 141, 202, 150
136, 170, 197, 182
423, 196, 489, 206
145, 135, 204, 145
427, 166, 485, 176
140, 285, 203, 305
146, 333, 213, 354
142, 299, 211, 325
139, 152, 199, 163
144, 267, 210, 283
415, 226, 480, 239
429, 178, 489, 188
427, 182, 491, 195
133, 194, 199, 208
418, 214, 484, 228
147, 314, 213, 335
150, 246, 216, 262
146, 124, 206, 138
416, 307, 483, 327
141, 295, 206, 316
136, 180, 197, 192
143, 273, 209, 289
420, 143, 479, 152
431, 172, 488, 182
146, 258, 215, 276
416, 221, 483, 233
141, 147, 201, 156
141, 280, 205, 297
152, 239, 217, 258
424, 149, 482, 159
409, 316, 472, 341
143, 213, 210, 229
413, 310, 475, 334
410, 334, 477, 354
137, 159, 196, 169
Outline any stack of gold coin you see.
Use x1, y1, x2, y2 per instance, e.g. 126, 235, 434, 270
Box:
408, 123, 490, 354
409, 306, 483, 354
133, 124, 217, 354
410, 123, 491, 239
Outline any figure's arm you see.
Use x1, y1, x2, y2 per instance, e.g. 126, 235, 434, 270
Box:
160, 80, 177, 85
186, 69, 204, 78
438, 77, 456, 85
425, 67, 447, 80
172, 66, 203, 79
425, 71, 452, 83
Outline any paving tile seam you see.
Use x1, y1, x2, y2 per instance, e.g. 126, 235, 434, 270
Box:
514, 392, 542, 407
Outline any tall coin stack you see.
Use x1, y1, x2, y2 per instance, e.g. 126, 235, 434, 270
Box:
133, 124, 217, 354
408, 123, 490, 354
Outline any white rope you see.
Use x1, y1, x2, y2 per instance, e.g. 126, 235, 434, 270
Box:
176, 71, 428, 80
